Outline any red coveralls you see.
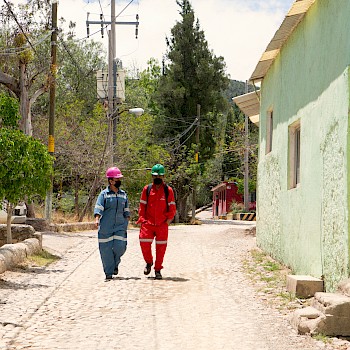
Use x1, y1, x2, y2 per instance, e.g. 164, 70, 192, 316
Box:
137, 183, 176, 271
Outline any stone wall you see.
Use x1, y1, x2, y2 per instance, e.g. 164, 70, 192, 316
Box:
0, 224, 38, 247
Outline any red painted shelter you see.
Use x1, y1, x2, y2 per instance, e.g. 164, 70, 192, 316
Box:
211, 181, 243, 217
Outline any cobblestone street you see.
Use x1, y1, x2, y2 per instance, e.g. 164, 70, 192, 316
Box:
0, 224, 344, 350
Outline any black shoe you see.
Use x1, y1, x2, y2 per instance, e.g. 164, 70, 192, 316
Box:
105, 275, 113, 281
155, 270, 162, 280
113, 267, 118, 275
144, 263, 152, 275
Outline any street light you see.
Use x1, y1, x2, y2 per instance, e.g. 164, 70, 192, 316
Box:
128, 108, 144, 116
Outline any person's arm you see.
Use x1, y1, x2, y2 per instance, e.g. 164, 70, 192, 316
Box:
94, 214, 100, 228
165, 187, 176, 224
136, 186, 148, 225
124, 195, 131, 221
94, 192, 105, 228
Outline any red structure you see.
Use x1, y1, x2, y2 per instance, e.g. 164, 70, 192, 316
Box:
211, 181, 243, 217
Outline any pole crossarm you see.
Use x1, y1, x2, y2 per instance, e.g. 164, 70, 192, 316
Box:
86, 12, 139, 39
87, 21, 139, 25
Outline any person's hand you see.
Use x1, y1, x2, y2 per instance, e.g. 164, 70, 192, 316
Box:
166, 219, 172, 225
95, 217, 100, 229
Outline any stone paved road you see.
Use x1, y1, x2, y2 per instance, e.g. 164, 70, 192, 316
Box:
0, 224, 342, 350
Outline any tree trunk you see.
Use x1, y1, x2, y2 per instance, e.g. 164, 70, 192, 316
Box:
26, 201, 36, 218
74, 175, 79, 217
79, 177, 100, 222
19, 62, 31, 136
176, 194, 189, 223
6, 202, 13, 244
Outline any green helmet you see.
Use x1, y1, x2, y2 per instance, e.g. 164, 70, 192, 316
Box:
151, 164, 165, 175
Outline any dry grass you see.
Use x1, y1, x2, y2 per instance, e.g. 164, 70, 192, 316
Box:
34, 204, 94, 224
242, 248, 310, 313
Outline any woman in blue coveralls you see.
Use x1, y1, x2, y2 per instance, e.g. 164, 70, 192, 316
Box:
94, 167, 130, 280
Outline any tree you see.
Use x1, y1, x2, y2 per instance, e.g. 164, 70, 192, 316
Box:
0, 93, 53, 243
155, 0, 229, 221
116, 59, 170, 217
0, 0, 52, 135
31, 32, 107, 220
223, 80, 259, 185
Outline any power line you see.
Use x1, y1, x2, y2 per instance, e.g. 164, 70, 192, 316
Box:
3, 0, 37, 54
0, 30, 53, 56
58, 34, 87, 77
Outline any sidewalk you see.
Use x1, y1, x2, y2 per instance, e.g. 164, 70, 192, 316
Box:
196, 207, 256, 228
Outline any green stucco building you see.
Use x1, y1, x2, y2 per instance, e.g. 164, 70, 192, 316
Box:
235, 0, 350, 291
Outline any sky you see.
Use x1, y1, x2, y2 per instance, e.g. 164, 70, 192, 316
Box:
12, 0, 295, 81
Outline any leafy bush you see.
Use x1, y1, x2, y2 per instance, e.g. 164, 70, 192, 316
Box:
230, 201, 245, 213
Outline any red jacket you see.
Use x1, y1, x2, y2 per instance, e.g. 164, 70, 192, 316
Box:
137, 183, 176, 226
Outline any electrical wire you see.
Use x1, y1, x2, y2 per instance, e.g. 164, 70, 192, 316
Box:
116, 0, 135, 18
58, 34, 87, 77
173, 126, 197, 151
161, 117, 198, 144
3, 0, 37, 55
0, 30, 53, 56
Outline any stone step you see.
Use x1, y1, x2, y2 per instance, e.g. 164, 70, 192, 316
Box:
286, 275, 324, 298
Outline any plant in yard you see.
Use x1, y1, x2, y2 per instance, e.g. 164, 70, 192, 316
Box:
27, 250, 60, 267
0, 94, 53, 243
230, 200, 245, 214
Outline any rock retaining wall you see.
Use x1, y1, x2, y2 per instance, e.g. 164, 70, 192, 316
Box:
0, 237, 42, 274
290, 281, 350, 336
0, 224, 38, 246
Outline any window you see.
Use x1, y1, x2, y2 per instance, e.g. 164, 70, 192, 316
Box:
266, 110, 273, 154
289, 121, 301, 189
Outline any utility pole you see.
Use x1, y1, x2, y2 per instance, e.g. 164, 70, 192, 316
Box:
191, 104, 200, 223
45, 0, 58, 222
244, 81, 250, 212
107, 30, 114, 166
86, 2, 139, 166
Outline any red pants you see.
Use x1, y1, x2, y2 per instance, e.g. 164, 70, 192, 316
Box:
139, 222, 168, 271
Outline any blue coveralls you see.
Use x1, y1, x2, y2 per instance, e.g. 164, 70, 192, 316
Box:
94, 186, 130, 277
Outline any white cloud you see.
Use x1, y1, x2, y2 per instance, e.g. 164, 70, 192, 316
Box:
11, 0, 294, 81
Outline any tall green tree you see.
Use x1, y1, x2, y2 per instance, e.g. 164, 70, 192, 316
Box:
0, 93, 53, 242
155, 0, 229, 220
119, 59, 170, 217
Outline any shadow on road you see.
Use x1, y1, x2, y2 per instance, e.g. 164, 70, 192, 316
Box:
146, 276, 189, 282
0, 278, 49, 290
113, 276, 142, 281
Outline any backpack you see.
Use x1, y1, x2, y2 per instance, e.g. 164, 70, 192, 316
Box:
146, 183, 169, 212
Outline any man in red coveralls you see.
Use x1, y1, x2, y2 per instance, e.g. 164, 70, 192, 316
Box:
137, 164, 176, 280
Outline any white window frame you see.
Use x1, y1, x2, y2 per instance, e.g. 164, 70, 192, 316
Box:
288, 120, 301, 189
266, 110, 273, 154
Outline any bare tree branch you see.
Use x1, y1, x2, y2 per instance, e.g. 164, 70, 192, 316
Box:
0, 71, 20, 96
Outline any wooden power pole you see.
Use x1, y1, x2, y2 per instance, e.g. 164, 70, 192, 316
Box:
45, 0, 58, 222
191, 104, 201, 223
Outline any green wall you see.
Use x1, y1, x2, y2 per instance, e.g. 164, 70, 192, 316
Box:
256, 0, 350, 291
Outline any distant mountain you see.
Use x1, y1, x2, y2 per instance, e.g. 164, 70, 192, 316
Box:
223, 80, 257, 106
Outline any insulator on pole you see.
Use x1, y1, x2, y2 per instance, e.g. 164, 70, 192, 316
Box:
100, 14, 104, 38
86, 12, 90, 38
135, 14, 139, 39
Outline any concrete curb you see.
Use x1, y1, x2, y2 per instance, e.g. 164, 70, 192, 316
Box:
54, 222, 96, 232
0, 236, 42, 274
199, 219, 256, 226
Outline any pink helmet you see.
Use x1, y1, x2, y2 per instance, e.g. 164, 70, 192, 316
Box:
106, 167, 123, 178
